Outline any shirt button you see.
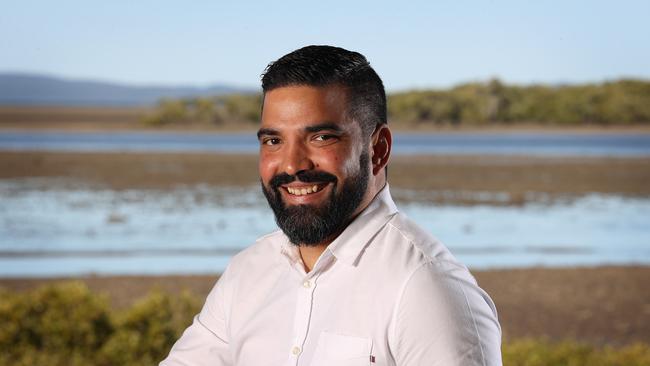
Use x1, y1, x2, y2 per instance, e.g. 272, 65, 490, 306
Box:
292, 346, 301, 355
302, 280, 311, 288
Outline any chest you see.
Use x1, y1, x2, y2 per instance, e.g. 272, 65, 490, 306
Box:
228, 264, 399, 366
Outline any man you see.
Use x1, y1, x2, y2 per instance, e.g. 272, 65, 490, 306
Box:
161, 45, 502, 365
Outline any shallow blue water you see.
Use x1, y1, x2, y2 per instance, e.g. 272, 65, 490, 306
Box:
1, 181, 648, 276
1, 131, 650, 156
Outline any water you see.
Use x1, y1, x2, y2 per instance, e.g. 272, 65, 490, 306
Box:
1, 131, 650, 156
1, 181, 648, 276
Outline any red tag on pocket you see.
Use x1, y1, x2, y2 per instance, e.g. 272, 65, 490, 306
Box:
370, 355, 376, 363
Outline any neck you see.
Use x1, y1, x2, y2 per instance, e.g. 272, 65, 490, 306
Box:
298, 245, 327, 272
297, 222, 348, 272
298, 181, 387, 272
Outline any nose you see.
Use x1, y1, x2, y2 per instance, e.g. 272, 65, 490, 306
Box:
281, 140, 314, 176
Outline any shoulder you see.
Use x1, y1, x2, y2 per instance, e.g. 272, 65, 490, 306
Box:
375, 211, 465, 273
382, 212, 495, 314
203, 228, 286, 293
231, 230, 284, 263
202, 230, 286, 305
391, 258, 502, 365
224, 229, 286, 278
204, 229, 286, 309
362, 210, 499, 317
380, 213, 502, 364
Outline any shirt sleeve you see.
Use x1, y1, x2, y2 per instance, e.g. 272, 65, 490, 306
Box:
159, 269, 233, 366
391, 261, 502, 366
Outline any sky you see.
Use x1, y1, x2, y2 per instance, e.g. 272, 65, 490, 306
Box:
1, 0, 649, 91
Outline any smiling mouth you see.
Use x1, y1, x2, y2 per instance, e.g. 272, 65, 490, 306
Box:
284, 184, 326, 196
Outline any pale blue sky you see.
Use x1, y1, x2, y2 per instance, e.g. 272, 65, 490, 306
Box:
1, 0, 648, 91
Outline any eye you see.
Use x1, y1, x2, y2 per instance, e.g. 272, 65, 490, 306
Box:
313, 134, 337, 142
261, 137, 281, 146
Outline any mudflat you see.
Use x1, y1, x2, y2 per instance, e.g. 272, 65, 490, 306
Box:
2, 151, 649, 204
1, 149, 649, 346
0, 106, 149, 131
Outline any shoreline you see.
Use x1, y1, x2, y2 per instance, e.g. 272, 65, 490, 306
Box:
2, 106, 650, 134
3, 124, 650, 135
1, 265, 648, 346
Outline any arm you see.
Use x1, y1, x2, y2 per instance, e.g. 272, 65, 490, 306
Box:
391, 261, 502, 366
160, 271, 233, 366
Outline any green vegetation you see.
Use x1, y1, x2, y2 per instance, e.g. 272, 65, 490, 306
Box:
0, 282, 199, 366
141, 80, 650, 128
142, 94, 262, 127
502, 339, 650, 366
389, 79, 650, 126
1, 282, 648, 365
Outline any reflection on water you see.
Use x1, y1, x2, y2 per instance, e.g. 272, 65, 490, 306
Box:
1, 180, 649, 276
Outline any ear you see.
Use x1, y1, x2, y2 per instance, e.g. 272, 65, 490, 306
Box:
370, 125, 391, 176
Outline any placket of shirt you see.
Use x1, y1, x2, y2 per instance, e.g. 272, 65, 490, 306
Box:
286, 250, 334, 366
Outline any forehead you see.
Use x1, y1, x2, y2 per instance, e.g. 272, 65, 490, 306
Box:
261, 85, 351, 130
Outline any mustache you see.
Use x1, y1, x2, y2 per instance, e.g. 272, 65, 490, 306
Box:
269, 170, 337, 189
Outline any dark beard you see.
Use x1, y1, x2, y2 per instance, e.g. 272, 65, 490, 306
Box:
262, 152, 370, 246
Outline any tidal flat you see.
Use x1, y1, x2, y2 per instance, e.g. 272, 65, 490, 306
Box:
1, 150, 649, 346
2, 151, 650, 203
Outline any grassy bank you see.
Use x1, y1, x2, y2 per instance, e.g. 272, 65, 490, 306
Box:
2, 266, 649, 346
1, 270, 649, 366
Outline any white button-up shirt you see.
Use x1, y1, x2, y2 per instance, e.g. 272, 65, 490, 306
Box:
161, 186, 502, 366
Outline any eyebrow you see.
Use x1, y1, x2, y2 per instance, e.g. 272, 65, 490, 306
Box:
256, 122, 344, 140
304, 122, 344, 134
257, 127, 279, 140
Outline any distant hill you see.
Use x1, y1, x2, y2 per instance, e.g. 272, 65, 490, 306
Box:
0, 73, 255, 106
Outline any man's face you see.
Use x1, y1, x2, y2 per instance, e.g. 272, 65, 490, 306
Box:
258, 85, 372, 246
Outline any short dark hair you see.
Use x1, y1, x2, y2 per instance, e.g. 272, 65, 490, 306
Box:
261, 45, 387, 137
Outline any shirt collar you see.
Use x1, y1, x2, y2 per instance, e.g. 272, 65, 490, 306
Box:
279, 236, 302, 265
326, 184, 398, 266
277, 184, 398, 268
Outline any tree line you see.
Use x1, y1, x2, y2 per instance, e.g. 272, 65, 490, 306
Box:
142, 79, 650, 127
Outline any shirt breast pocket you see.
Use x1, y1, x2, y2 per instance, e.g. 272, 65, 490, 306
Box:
310, 331, 373, 366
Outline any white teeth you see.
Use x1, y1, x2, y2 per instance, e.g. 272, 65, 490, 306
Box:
287, 185, 321, 196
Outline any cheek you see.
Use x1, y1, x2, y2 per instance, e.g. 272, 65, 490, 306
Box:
341, 143, 366, 175
340, 156, 358, 176
258, 153, 277, 181
318, 148, 359, 177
